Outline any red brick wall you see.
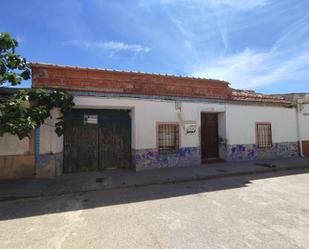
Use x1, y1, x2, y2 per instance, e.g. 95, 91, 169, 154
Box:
31, 64, 232, 100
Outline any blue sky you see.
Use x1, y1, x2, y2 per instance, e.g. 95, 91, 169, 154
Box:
1, 0, 309, 93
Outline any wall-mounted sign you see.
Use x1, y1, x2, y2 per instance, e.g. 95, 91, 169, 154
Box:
84, 115, 98, 124
185, 123, 197, 135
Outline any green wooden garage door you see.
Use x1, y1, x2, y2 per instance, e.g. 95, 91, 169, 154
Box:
63, 109, 131, 173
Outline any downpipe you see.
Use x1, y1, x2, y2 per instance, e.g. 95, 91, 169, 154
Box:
296, 101, 304, 157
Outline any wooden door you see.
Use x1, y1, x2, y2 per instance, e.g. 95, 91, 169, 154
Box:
63, 109, 99, 173
201, 113, 219, 162
63, 109, 131, 173
98, 110, 131, 169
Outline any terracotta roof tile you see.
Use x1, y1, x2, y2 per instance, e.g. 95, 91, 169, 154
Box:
231, 89, 292, 105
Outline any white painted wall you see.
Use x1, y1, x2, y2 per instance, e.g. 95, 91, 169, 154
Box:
0, 96, 303, 158
40, 108, 63, 154
218, 112, 227, 140
74, 96, 226, 150
70, 96, 300, 151
226, 104, 298, 145
0, 133, 30, 156
299, 102, 309, 141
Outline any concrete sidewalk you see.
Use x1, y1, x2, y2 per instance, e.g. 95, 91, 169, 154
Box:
1, 157, 309, 201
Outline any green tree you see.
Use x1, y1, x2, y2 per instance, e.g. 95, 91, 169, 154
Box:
0, 32, 74, 139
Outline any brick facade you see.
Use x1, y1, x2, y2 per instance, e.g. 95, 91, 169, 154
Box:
31, 63, 232, 100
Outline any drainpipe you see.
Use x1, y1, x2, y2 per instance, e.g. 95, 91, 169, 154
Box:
296, 100, 304, 157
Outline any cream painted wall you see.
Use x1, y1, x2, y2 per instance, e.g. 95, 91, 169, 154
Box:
226, 104, 298, 145
73, 96, 226, 150
40, 108, 63, 154
0, 133, 30, 156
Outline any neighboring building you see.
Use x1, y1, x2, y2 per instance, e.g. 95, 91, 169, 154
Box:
0, 88, 36, 179
298, 96, 309, 156
274, 93, 309, 157
0, 63, 308, 178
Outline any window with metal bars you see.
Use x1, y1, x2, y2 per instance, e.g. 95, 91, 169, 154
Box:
256, 123, 272, 148
158, 124, 179, 154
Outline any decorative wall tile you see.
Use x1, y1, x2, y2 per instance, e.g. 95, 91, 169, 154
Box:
132, 143, 299, 170
132, 147, 201, 171
221, 142, 299, 161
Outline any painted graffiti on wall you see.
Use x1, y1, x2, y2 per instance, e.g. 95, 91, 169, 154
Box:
223, 142, 299, 161
133, 142, 299, 170
133, 147, 200, 170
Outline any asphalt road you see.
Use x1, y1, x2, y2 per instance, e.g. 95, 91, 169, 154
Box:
0, 169, 309, 249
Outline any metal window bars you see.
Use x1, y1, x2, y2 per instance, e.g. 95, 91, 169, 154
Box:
158, 124, 179, 154
256, 123, 272, 148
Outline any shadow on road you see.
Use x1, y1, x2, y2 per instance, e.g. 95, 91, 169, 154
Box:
0, 168, 308, 221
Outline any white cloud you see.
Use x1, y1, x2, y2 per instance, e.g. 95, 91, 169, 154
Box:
138, 0, 269, 11
211, 0, 269, 10
192, 12, 309, 89
192, 48, 309, 89
138, 0, 267, 64
63, 40, 150, 54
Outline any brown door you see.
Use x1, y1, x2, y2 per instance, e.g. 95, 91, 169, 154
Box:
201, 113, 219, 162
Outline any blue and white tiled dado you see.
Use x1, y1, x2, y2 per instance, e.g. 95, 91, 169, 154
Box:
132, 142, 299, 170
132, 147, 201, 171
221, 142, 299, 161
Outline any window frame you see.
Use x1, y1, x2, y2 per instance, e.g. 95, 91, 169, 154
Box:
255, 122, 273, 148
157, 122, 180, 155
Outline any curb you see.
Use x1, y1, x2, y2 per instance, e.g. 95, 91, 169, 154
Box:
1, 165, 309, 202
127, 164, 309, 189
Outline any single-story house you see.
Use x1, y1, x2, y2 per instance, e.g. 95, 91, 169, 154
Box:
1, 62, 308, 179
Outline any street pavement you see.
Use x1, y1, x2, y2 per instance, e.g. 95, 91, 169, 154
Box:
0, 168, 309, 249
1, 157, 309, 201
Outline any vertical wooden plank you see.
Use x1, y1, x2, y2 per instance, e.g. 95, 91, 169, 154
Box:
63, 109, 99, 173
98, 110, 131, 169
64, 109, 132, 172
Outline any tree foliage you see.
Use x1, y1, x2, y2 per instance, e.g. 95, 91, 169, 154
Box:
0, 32, 74, 139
